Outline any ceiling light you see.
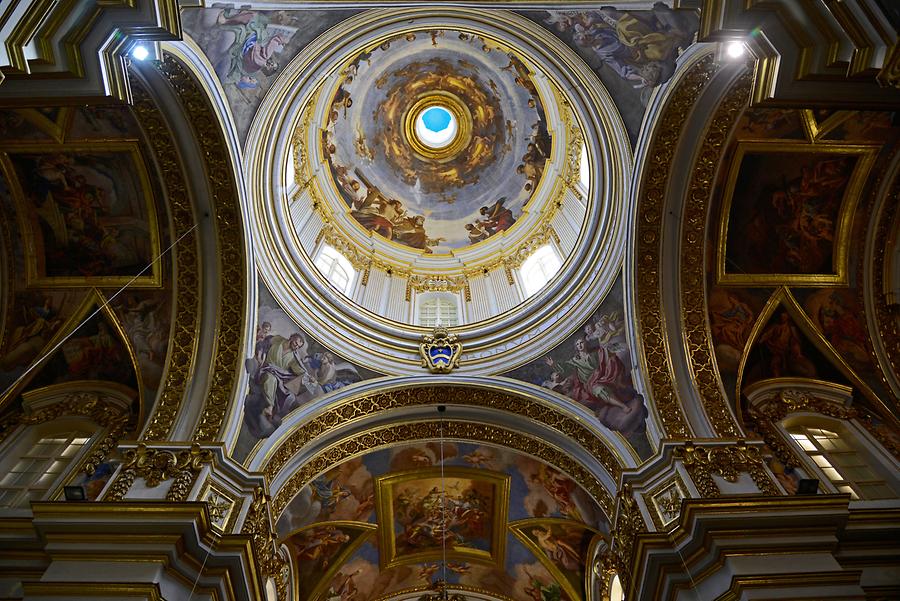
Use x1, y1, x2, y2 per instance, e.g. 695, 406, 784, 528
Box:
132, 45, 149, 61
725, 41, 745, 59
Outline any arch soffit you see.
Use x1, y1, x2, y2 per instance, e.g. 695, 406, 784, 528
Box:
629, 45, 750, 441
126, 55, 249, 443
253, 379, 637, 520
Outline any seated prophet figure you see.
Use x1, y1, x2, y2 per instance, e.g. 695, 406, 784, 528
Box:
544, 338, 633, 414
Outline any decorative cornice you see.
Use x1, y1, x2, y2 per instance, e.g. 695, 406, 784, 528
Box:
0, 0, 180, 104
105, 443, 214, 502
673, 440, 779, 498
635, 55, 718, 438
130, 72, 200, 442
151, 53, 247, 442
271, 419, 615, 520
681, 71, 751, 437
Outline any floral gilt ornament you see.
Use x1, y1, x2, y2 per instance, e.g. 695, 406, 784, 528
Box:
420, 326, 462, 373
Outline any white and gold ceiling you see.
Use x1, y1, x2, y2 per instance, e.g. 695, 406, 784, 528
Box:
0, 2, 898, 601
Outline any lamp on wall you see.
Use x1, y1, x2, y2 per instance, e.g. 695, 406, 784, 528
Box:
418, 405, 467, 601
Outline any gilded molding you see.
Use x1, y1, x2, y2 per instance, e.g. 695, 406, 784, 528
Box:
241, 488, 289, 601
673, 440, 779, 498
868, 163, 900, 410
105, 443, 214, 502
877, 44, 900, 89
635, 56, 717, 438
681, 71, 752, 437
642, 474, 689, 531
263, 385, 623, 487
199, 483, 239, 534
153, 53, 247, 441
609, 483, 644, 594
130, 74, 200, 441
271, 419, 615, 519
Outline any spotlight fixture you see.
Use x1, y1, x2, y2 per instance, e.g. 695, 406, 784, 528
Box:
63, 485, 87, 501
132, 45, 149, 61
725, 41, 746, 58
796, 479, 819, 495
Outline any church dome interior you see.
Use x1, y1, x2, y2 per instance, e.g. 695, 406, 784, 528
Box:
0, 2, 898, 601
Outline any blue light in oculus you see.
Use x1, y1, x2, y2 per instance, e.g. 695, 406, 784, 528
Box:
415, 105, 458, 149
422, 107, 452, 132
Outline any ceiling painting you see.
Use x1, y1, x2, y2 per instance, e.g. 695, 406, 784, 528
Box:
374, 467, 509, 569
523, 6, 699, 144
503, 275, 653, 460
739, 300, 851, 392
234, 281, 381, 462
1, 142, 161, 288
276, 442, 608, 538
317, 534, 568, 601
0, 105, 174, 431
284, 522, 376, 601
24, 309, 138, 394
509, 519, 598, 601
717, 142, 876, 286
706, 105, 900, 433
182, 8, 361, 143
323, 29, 551, 253
275, 441, 608, 600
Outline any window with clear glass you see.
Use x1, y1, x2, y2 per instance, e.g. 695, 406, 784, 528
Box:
519, 244, 562, 298
418, 293, 460, 328
788, 425, 895, 500
314, 244, 356, 295
579, 144, 590, 192
0, 430, 92, 508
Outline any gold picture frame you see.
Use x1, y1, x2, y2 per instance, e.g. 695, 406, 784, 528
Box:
1, 140, 162, 288
716, 141, 877, 287
374, 466, 510, 569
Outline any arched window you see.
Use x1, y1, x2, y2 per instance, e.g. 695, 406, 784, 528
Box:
314, 244, 356, 295
0, 423, 96, 508
519, 244, 562, 298
417, 292, 460, 328
579, 144, 590, 192
787, 423, 897, 500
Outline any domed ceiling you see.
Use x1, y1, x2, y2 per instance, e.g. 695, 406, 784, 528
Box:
246, 8, 632, 373
323, 30, 551, 253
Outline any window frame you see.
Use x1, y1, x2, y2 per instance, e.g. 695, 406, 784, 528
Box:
415, 291, 462, 328
313, 243, 357, 296
518, 243, 563, 298
0, 418, 99, 510
782, 415, 899, 501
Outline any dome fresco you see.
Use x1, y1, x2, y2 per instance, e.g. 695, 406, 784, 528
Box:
323, 29, 552, 253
